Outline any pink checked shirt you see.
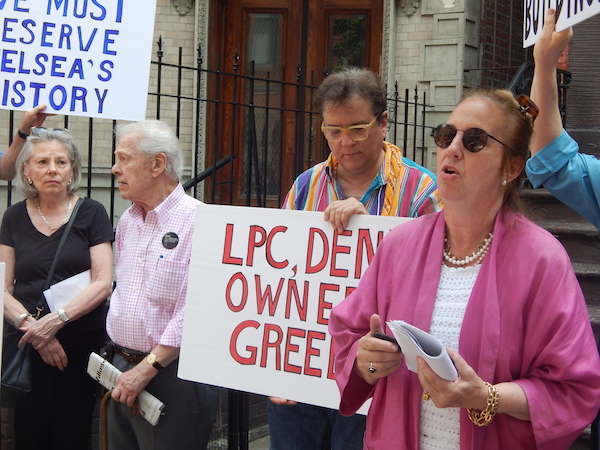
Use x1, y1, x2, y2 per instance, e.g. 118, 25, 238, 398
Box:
107, 184, 202, 352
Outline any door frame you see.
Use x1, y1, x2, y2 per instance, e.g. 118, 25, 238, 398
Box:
205, 0, 384, 206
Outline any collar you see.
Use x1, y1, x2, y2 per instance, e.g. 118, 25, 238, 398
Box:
324, 142, 401, 205
324, 141, 399, 183
129, 183, 185, 225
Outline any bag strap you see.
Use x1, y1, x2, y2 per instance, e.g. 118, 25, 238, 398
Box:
36, 197, 84, 316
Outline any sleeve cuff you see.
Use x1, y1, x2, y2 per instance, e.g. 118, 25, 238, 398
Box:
526, 130, 579, 188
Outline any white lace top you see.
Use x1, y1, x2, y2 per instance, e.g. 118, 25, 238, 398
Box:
419, 264, 481, 450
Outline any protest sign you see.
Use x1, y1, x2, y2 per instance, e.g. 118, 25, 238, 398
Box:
524, 0, 600, 47
0, 0, 157, 120
179, 204, 410, 412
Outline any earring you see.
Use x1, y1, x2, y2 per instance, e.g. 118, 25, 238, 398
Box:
68, 179, 72, 186
27, 178, 32, 185
502, 180, 507, 186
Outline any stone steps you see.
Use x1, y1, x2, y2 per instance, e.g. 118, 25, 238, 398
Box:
522, 188, 599, 449
522, 189, 600, 309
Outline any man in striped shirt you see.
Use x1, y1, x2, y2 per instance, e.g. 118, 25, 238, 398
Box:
268, 67, 442, 449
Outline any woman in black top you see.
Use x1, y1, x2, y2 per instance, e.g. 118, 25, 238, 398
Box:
0, 128, 113, 449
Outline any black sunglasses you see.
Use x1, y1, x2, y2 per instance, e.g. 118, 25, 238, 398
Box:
431, 123, 512, 153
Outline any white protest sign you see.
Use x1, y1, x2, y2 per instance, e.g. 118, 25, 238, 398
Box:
0, 0, 157, 121
524, 0, 600, 47
179, 204, 410, 412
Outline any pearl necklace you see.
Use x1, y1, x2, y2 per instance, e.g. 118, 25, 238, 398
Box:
37, 195, 73, 230
443, 232, 493, 266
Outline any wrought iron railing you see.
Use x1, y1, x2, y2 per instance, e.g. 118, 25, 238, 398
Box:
0, 38, 434, 450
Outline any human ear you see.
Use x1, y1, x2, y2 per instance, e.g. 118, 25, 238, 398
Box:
505, 156, 524, 183
151, 153, 167, 177
379, 111, 389, 136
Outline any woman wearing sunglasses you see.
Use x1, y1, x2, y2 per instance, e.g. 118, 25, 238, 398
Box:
328, 88, 600, 449
0, 128, 113, 448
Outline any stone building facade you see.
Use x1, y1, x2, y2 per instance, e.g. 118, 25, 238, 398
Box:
8, 0, 595, 217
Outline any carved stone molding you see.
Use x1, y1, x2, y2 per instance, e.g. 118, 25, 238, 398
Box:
173, 0, 194, 16
193, 0, 209, 199
399, 0, 421, 16
381, 0, 392, 86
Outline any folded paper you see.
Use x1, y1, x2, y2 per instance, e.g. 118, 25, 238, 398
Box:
387, 320, 458, 381
43, 270, 91, 313
87, 352, 165, 426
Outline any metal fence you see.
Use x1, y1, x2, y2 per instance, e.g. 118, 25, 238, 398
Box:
0, 40, 434, 450
181, 45, 434, 208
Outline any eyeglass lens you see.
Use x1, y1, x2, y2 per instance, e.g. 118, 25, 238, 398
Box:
432, 124, 490, 153
323, 127, 369, 142
321, 115, 378, 142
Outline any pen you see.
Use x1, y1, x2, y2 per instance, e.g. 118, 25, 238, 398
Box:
373, 331, 399, 347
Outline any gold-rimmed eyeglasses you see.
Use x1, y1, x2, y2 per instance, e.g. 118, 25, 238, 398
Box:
321, 115, 380, 142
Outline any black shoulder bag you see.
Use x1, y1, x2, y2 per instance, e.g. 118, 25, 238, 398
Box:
1, 197, 84, 408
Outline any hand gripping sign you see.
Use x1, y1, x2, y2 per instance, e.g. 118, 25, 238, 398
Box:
524, 0, 600, 47
179, 204, 410, 412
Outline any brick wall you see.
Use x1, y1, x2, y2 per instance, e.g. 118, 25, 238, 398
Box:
478, 0, 531, 88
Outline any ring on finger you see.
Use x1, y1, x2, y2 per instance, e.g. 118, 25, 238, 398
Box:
368, 362, 377, 374
422, 391, 431, 401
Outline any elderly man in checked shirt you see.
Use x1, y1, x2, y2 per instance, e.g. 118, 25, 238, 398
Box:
106, 120, 220, 450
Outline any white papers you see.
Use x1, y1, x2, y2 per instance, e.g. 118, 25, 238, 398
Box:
387, 320, 458, 381
43, 270, 91, 313
87, 352, 165, 426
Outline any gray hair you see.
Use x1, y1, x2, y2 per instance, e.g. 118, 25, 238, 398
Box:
16, 129, 82, 199
115, 120, 183, 181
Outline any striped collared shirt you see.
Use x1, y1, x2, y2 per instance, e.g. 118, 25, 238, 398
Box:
282, 141, 442, 216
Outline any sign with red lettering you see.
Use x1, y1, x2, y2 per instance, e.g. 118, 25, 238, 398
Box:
178, 204, 410, 411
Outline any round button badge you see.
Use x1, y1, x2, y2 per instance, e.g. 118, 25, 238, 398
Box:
162, 232, 179, 249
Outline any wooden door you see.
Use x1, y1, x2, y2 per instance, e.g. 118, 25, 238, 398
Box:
207, 0, 383, 206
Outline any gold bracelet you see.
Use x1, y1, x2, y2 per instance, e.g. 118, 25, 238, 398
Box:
467, 382, 499, 427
